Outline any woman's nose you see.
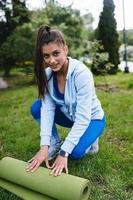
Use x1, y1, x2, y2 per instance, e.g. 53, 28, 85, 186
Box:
49, 56, 55, 65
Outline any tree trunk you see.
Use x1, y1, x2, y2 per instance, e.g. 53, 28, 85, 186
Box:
3, 66, 11, 77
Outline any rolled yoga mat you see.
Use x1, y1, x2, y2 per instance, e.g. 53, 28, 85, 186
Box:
0, 178, 53, 200
0, 157, 90, 200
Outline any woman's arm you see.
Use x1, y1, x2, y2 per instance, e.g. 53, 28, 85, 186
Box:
26, 93, 56, 172
40, 92, 56, 146
61, 68, 94, 154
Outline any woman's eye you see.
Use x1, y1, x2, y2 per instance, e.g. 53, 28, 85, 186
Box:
53, 52, 60, 56
43, 55, 49, 59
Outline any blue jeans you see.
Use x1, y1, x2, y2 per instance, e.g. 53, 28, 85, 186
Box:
30, 100, 106, 160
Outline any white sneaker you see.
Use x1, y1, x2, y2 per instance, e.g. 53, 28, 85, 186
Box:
89, 138, 99, 154
85, 138, 99, 155
48, 141, 62, 160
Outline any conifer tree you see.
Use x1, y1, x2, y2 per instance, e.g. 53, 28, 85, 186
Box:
96, 0, 119, 74
0, 0, 29, 44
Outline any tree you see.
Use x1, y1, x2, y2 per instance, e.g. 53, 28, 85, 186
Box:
0, 1, 92, 76
96, 0, 120, 74
90, 40, 115, 76
11, 0, 29, 27
0, 0, 29, 44
0, 0, 30, 76
0, 0, 12, 44
0, 23, 35, 74
43, 0, 84, 58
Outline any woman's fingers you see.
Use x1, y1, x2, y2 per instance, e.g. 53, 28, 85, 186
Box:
30, 162, 41, 172
64, 166, 68, 174
26, 148, 48, 173
55, 166, 64, 176
49, 156, 68, 176
51, 162, 56, 169
45, 160, 52, 169
50, 165, 64, 176
50, 166, 58, 176
27, 157, 34, 163
26, 157, 43, 172
26, 160, 38, 171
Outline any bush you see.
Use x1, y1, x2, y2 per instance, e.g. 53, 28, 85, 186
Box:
88, 40, 116, 75
0, 23, 36, 76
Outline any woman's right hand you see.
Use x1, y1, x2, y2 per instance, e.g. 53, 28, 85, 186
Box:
26, 145, 51, 172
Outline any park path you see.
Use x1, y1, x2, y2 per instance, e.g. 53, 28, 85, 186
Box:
0, 77, 8, 89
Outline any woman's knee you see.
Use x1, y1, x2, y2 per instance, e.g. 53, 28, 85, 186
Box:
30, 99, 42, 119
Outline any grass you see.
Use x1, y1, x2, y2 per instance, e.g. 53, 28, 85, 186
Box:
0, 70, 133, 200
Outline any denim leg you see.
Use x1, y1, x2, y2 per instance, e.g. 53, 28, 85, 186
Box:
70, 117, 106, 160
30, 99, 42, 124
30, 100, 73, 143
50, 123, 61, 144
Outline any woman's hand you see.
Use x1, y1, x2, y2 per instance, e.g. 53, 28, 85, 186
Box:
50, 155, 68, 176
26, 145, 51, 172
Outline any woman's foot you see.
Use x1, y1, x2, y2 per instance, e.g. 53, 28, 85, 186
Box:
85, 138, 99, 155
89, 138, 99, 154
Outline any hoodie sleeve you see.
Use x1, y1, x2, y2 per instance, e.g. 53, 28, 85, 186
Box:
61, 68, 94, 154
40, 92, 56, 146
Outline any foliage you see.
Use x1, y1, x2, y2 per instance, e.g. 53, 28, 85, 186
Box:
0, 0, 89, 77
0, 0, 30, 76
30, 0, 85, 58
0, 0, 97, 77
0, 0, 12, 44
0, 0, 29, 45
87, 40, 115, 76
0, 23, 35, 76
96, 0, 120, 74
42, 1, 85, 58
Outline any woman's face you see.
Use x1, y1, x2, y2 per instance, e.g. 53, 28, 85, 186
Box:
42, 42, 68, 72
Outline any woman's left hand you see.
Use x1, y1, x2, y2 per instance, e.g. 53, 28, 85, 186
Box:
50, 155, 68, 176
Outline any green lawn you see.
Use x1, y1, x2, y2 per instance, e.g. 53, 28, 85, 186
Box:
0, 71, 133, 200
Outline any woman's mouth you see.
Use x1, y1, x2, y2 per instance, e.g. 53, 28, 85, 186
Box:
51, 63, 59, 69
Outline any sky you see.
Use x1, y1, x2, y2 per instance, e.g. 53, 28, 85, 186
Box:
26, 0, 133, 31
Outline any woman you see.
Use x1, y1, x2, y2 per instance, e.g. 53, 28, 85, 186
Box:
26, 25, 106, 176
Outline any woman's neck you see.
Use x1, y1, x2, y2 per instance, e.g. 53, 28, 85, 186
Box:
57, 58, 69, 77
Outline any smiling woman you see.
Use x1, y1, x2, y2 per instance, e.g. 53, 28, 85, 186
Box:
26, 24, 106, 177
42, 43, 68, 73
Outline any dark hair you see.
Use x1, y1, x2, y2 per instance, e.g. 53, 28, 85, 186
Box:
34, 25, 66, 98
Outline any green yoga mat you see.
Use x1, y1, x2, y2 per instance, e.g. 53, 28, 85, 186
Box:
0, 157, 90, 200
0, 178, 53, 200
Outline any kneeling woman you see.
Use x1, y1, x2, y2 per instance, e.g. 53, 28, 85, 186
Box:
26, 25, 106, 176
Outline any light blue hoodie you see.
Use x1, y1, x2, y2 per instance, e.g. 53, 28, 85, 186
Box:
40, 57, 104, 154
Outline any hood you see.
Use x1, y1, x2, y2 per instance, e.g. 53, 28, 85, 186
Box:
66, 57, 80, 80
